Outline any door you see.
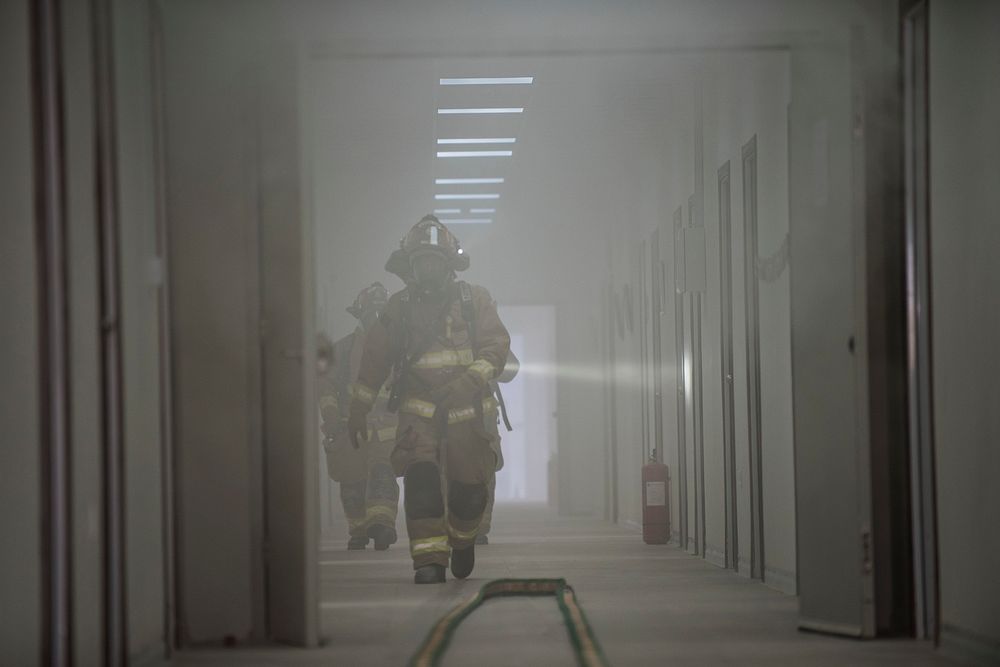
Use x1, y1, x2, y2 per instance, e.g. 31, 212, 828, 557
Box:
672, 206, 689, 550
687, 195, 707, 558
651, 231, 664, 468
789, 38, 873, 636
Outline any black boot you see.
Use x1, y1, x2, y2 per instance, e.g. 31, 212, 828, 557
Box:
414, 564, 446, 584
475, 534, 489, 546
450, 545, 475, 579
368, 524, 397, 551
347, 536, 368, 550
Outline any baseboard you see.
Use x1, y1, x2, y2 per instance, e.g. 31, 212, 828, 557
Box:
704, 544, 726, 568
940, 624, 1000, 666
131, 643, 170, 667
798, 617, 863, 638
764, 565, 797, 595
621, 518, 642, 533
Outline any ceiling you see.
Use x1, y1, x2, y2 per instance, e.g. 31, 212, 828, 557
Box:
309, 52, 699, 336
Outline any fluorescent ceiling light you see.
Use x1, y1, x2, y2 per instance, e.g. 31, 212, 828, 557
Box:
435, 193, 500, 200
435, 177, 504, 185
437, 150, 512, 158
440, 77, 533, 85
437, 138, 516, 145
434, 208, 461, 214
469, 208, 496, 214
439, 218, 493, 224
437, 108, 523, 115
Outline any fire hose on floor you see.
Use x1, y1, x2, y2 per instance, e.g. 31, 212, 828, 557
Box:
408, 578, 610, 667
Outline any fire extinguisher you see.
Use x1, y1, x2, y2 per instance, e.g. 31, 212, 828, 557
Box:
642, 449, 669, 544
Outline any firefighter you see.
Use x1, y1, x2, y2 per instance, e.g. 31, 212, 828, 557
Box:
319, 283, 400, 551
476, 349, 520, 545
348, 215, 511, 584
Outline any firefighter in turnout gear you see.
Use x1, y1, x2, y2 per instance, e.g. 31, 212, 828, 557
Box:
319, 283, 400, 550
477, 349, 520, 544
348, 216, 511, 584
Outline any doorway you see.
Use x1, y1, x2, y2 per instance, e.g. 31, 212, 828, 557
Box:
495, 305, 557, 504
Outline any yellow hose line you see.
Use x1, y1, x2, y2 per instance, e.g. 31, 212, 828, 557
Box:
408, 578, 609, 667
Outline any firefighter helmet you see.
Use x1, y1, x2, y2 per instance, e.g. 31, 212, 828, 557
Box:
386, 215, 469, 279
346, 282, 388, 319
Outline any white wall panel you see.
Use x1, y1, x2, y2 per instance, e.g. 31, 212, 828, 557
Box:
0, 0, 42, 661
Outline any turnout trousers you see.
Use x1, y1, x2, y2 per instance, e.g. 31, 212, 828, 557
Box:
392, 411, 495, 569
324, 430, 399, 538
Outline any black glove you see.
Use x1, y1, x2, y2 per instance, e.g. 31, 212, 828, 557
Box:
430, 371, 482, 412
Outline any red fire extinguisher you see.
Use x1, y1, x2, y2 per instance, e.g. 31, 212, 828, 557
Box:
642, 449, 669, 544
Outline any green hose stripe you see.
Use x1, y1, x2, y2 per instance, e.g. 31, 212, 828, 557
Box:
408, 578, 609, 667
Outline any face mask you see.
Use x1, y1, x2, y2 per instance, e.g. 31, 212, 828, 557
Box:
412, 253, 449, 291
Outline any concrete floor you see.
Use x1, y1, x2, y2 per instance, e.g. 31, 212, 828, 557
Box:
177, 503, 959, 666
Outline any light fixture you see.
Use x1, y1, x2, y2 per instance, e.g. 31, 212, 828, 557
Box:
437, 150, 512, 158
439, 77, 534, 85
439, 218, 493, 224
469, 208, 496, 214
435, 193, 500, 200
437, 108, 523, 115
434, 208, 461, 214
435, 177, 504, 185
436, 138, 516, 145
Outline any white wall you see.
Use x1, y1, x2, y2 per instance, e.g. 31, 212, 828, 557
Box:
698, 51, 794, 590
930, 0, 1000, 659
0, 1, 172, 662
602, 49, 796, 592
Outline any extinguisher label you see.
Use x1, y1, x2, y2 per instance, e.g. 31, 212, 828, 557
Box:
645, 481, 666, 506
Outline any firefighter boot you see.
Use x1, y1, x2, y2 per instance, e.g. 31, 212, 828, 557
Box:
414, 564, 446, 584
450, 545, 475, 579
368, 524, 397, 551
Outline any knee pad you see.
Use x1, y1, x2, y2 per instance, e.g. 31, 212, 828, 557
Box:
404, 462, 443, 519
448, 481, 487, 521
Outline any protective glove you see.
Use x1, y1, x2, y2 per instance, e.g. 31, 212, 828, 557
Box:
348, 399, 370, 449
429, 371, 483, 413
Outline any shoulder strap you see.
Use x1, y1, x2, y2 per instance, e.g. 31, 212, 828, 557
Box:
458, 281, 477, 353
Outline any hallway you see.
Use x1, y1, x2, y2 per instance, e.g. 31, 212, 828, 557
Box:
5, 0, 1000, 664
177, 504, 953, 666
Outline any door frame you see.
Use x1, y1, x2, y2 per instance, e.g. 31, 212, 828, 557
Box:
903, 0, 939, 642
741, 135, 766, 581
717, 160, 739, 571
